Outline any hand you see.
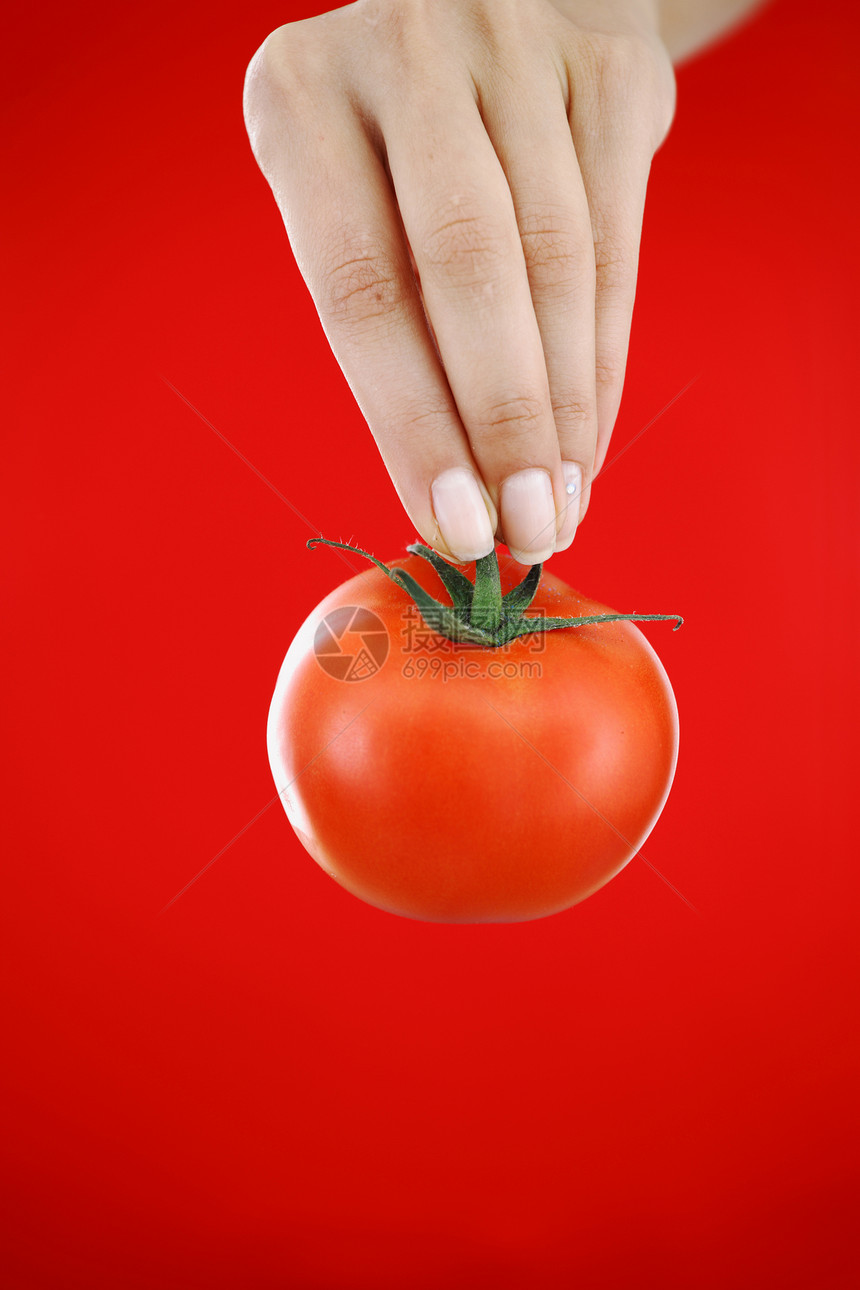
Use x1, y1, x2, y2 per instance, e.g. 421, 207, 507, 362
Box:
243, 0, 675, 564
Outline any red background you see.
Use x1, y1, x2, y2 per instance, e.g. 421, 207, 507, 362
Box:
3, 1, 859, 1286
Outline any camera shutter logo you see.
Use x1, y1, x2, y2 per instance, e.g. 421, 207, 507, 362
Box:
313, 606, 389, 682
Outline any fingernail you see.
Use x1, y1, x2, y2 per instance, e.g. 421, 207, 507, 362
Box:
555, 461, 583, 553
430, 467, 496, 563
500, 468, 556, 564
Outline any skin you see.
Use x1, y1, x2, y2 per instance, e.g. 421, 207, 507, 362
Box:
243, 0, 766, 564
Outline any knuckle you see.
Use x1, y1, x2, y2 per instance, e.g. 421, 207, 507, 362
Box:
253, 24, 308, 98
572, 31, 676, 147
518, 207, 591, 287
258, 22, 298, 70
388, 402, 455, 446
642, 41, 678, 143
243, 30, 284, 137
595, 347, 627, 394
356, 0, 429, 73
653, 63, 678, 144
576, 32, 651, 98
247, 21, 333, 118
551, 395, 596, 434
243, 24, 321, 157
471, 393, 547, 444
420, 203, 508, 288
592, 227, 635, 298
320, 234, 404, 329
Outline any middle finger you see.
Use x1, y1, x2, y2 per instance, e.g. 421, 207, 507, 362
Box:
381, 84, 568, 565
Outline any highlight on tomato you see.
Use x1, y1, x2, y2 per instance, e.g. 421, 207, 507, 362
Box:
267, 538, 682, 924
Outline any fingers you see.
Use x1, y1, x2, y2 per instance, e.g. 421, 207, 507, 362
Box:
380, 85, 572, 564
245, 14, 673, 562
478, 76, 597, 553
245, 35, 499, 563
566, 37, 676, 516
572, 126, 650, 504
311, 131, 502, 562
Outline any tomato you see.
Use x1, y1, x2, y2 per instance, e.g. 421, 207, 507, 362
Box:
267, 542, 680, 924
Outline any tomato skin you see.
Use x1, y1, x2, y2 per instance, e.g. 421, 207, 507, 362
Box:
267, 554, 679, 924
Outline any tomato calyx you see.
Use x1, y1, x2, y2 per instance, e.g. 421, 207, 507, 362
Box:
307, 537, 683, 649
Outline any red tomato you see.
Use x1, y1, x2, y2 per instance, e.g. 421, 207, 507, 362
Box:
267, 550, 679, 924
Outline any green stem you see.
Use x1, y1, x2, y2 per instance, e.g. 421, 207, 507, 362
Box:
470, 551, 502, 633
307, 537, 683, 648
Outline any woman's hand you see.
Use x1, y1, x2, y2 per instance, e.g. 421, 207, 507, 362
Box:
243, 0, 676, 564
